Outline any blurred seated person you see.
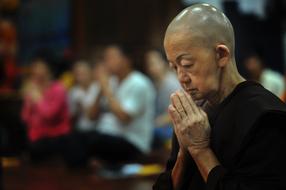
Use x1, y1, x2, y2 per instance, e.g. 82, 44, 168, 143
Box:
244, 54, 285, 98
145, 49, 180, 147
69, 60, 100, 131
72, 44, 156, 167
21, 58, 71, 162
0, 19, 21, 93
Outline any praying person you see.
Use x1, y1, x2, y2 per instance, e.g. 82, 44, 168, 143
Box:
153, 4, 286, 190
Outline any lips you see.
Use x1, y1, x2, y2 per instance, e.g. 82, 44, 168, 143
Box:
185, 88, 197, 94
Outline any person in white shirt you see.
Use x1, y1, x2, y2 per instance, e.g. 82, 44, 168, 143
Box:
73, 45, 156, 166
69, 61, 100, 132
145, 49, 181, 146
244, 54, 285, 98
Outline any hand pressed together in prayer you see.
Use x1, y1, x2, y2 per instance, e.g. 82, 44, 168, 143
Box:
94, 64, 110, 89
22, 82, 43, 103
168, 90, 211, 156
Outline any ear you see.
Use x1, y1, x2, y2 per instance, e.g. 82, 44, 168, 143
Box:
215, 44, 231, 68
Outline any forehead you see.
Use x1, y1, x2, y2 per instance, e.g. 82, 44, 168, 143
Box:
32, 62, 48, 70
105, 46, 122, 56
164, 31, 192, 49
74, 64, 89, 72
164, 32, 197, 61
164, 30, 211, 60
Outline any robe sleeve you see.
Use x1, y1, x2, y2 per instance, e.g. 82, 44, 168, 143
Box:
153, 133, 196, 190
206, 112, 286, 190
153, 134, 179, 190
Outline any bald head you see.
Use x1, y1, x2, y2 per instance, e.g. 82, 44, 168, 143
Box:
165, 3, 235, 56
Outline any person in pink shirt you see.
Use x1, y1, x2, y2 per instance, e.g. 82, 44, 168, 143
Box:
21, 58, 71, 162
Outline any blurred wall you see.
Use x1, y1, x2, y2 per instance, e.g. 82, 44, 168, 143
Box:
18, 0, 71, 63
72, 0, 182, 54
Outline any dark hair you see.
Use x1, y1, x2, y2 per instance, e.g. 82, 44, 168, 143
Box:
147, 48, 168, 62
32, 48, 56, 77
107, 43, 134, 60
30, 57, 55, 79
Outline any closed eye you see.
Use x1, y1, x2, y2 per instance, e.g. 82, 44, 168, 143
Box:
181, 59, 194, 69
182, 64, 193, 69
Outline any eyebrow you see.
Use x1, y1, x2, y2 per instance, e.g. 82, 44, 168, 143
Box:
168, 53, 192, 65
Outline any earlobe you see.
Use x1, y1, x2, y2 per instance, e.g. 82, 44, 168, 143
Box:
216, 45, 230, 67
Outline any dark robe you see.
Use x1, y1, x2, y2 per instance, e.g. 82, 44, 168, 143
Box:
153, 81, 286, 190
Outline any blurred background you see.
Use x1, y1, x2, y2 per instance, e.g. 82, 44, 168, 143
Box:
1, 0, 286, 190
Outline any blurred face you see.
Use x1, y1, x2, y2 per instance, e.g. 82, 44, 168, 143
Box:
145, 51, 166, 79
73, 62, 91, 86
164, 32, 221, 101
244, 56, 263, 80
103, 46, 126, 75
30, 61, 51, 84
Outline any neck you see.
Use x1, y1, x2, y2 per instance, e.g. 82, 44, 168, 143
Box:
36, 79, 51, 91
208, 62, 245, 106
118, 67, 132, 82
81, 80, 91, 90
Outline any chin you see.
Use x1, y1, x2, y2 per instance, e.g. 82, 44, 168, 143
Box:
190, 92, 205, 101
191, 94, 203, 101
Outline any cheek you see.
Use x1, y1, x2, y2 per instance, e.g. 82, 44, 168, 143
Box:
194, 65, 220, 94
201, 76, 219, 94
106, 61, 116, 71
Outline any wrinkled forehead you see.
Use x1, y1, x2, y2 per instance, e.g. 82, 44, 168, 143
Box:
164, 31, 208, 60
164, 31, 192, 50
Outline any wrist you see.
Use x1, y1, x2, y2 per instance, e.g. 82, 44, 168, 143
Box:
171, 148, 189, 190
187, 146, 211, 159
177, 148, 190, 166
187, 146, 220, 182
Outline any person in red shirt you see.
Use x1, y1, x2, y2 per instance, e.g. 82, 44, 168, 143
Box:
21, 58, 71, 162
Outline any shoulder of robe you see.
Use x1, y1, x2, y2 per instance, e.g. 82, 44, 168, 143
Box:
210, 82, 286, 166
234, 83, 286, 148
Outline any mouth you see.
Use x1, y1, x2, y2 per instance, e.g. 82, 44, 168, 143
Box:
185, 88, 197, 95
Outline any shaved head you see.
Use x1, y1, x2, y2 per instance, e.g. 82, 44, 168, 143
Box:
163, 3, 244, 104
165, 3, 235, 56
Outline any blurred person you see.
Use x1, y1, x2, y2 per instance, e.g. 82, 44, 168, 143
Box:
65, 61, 103, 167
244, 54, 285, 98
153, 4, 286, 190
0, 19, 21, 93
71, 44, 155, 169
93, 44, 155, 163
145, 49, 180, 146
21, 58, 71, 162
69, 60, 100, 131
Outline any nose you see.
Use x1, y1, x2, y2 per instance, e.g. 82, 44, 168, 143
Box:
177, 67, 191, 84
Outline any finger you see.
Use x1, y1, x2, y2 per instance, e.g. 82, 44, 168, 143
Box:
170, 93, 187, 119
176, 91, 195, 114
198, 107, 208, 118
182, 90, 200, 113
168, 104, 181, 126
168, 105, 181, 138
